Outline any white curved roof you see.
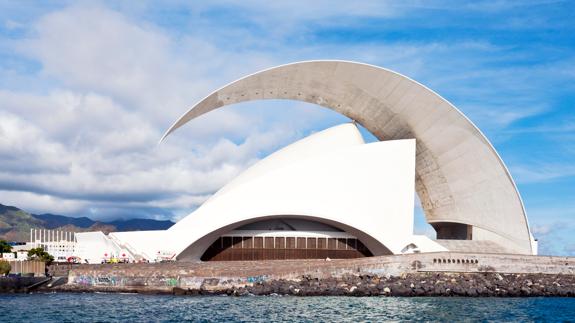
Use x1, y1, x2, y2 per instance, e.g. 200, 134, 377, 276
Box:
207, 123, 364, 203
87, 124, 446, 262
162, 60, 533, 254
165, 124, 444, 260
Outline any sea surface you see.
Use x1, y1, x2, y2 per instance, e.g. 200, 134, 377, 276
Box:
1, 293, 574, 322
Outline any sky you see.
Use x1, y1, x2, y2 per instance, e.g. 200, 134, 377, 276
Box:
0, 0, 573, 255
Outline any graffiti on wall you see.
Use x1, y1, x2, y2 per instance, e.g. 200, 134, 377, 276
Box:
74, 275, 94, 286
160, 277, 178, 287
246, 275, 268, 283
74, 275, 122, 286
72, 274, 272, 288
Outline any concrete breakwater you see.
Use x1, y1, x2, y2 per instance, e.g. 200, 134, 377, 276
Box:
175, 272, 575, 297
0, 277, 50, 293
49, 252, 575, 296
54, 272, 575, 297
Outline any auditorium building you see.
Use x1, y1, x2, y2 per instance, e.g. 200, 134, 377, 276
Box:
73, 61, 538, 263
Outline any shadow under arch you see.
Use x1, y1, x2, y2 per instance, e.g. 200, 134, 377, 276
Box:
176, 214, 393, 262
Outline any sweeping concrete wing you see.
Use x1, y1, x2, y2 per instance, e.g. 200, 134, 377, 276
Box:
162, 60, 534, 255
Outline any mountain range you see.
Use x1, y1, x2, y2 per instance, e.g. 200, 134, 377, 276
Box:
0, 203, 175, 242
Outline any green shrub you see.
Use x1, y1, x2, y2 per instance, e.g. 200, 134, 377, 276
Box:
0, 260, 10, 276
0, 240, 12, 253
27, 247, 54, 265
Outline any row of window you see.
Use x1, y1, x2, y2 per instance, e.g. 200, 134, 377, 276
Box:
216, 236, 367, 250
202, 236, 373, 261
433, 258, 479, 264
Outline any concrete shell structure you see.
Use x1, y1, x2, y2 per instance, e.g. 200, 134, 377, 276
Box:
169, 124, 444, 260
107, 123, 446, 262
162, 60, 535, 255
72, 60, 537, 263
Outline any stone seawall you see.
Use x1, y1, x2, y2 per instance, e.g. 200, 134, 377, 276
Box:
0, 277, 49, 293
51, 252, 575, 296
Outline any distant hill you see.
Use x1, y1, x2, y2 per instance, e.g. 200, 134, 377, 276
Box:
32, 213, 98, 229
32, 213, 174, 231
0, 203, 175, 242
0, 204, 45, 242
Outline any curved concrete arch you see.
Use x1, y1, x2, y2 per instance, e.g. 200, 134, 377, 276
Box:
176, 214, 393, 261
162, 60, 533, 254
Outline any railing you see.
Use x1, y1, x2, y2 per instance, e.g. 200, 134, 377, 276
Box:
108, 234, 151, 261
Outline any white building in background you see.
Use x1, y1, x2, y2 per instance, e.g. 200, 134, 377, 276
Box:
70, 60, 537, 264
26, 229, 78, 262
0, 251, 29, 261
27, 229, 132, 264
0, 253, 15, 260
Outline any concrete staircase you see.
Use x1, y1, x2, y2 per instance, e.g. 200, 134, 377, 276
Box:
108, 234, 150, 261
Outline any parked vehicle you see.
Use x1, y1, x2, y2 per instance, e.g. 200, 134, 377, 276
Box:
67, 256, 81, 264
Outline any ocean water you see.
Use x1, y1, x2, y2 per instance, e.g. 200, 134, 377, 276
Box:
0, 293, 574, 322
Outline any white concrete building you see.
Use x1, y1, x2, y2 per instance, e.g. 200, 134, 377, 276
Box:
1, 253, 15, 260
73, 61, 537, 263
27, 229, 80, 262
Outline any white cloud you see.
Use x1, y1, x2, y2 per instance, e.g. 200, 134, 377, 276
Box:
0, 190, 87, 215
0, 4, 307, 219
0, 0, 573, 238
462, 104, 549, 128
511, 163, 575, 184
529, 221, 575, 256
0, 91, 319, 220
0, 110, 72, 173
4, 19, 24, 30
17, 5, 198, 121
531, 224, 554, 235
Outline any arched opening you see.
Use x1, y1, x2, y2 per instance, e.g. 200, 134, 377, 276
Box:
177, 215, 391, 261
200, 218, 373, 261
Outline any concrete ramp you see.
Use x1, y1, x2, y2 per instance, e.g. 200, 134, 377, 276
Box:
435, 240, 514, 254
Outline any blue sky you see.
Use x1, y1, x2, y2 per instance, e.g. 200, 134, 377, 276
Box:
0, 1, 573, 255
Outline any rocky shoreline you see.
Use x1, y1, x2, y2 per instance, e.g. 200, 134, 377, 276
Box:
52, 272, 575, 297
35, 253, 575, 297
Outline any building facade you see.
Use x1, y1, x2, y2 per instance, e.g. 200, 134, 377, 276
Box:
71, 61, 537, 263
